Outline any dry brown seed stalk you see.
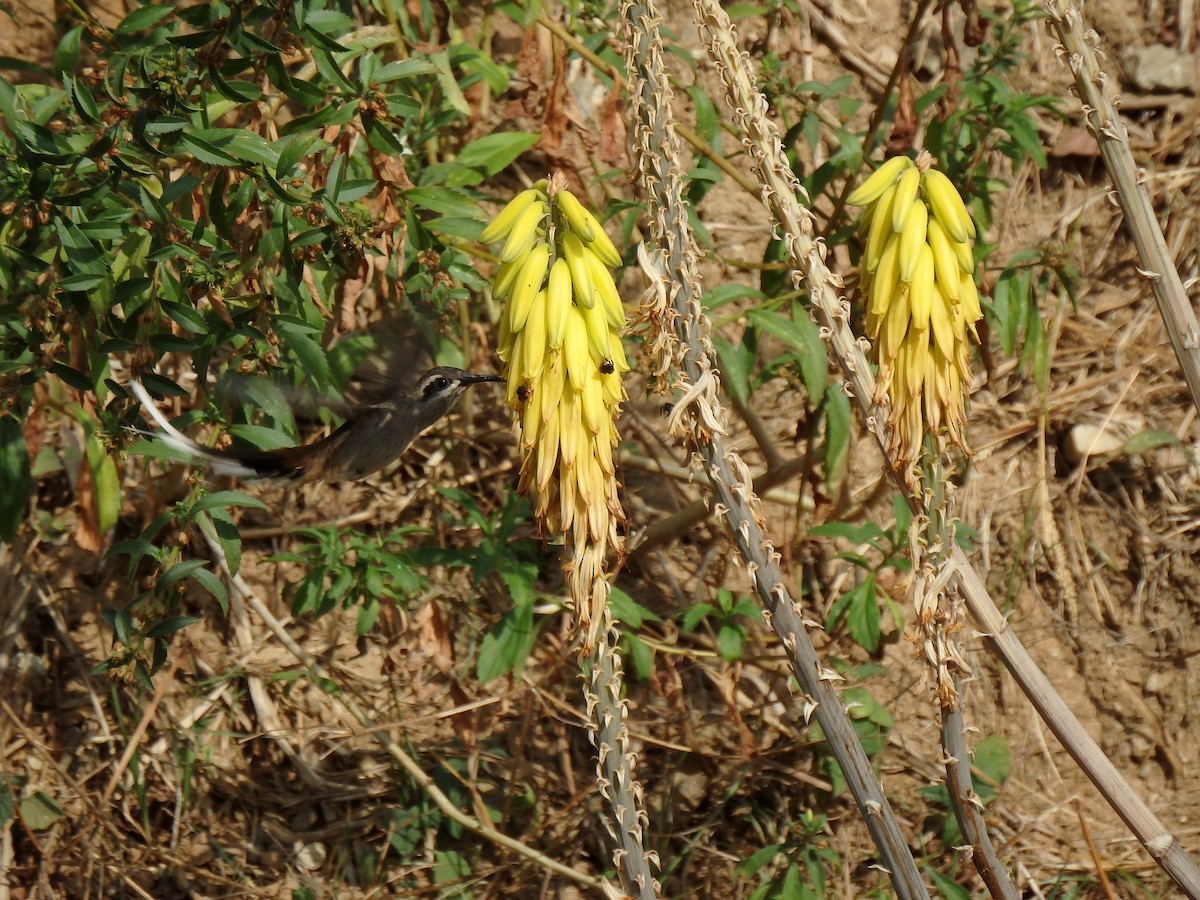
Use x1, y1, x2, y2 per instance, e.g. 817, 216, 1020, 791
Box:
689, 0, 1200, 893
623, 0, 931, 895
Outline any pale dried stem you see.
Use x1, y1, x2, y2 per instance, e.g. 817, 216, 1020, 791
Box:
622, 0, 930, 895
922, 455, 1017, 898
584, 605, 660, 898
1043, 0, 1200, 414
690, 0, 1200, 894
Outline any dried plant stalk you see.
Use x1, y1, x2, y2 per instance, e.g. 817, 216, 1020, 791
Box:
1043, 0, 1200, 415
621, 0, 931, 896
685, 0, 1200, 893
585, 608, 660, 899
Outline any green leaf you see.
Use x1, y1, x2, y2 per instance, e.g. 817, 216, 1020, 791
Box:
158, 559, 209, 588
430, 48, 470, 116
186, 128, 279, 168
188, 565, 228, 609
54, 25, 83, 72
844, 577, 881, 652
821, 384, 851, 483
680, 603, 715, 633
19, 792, 63, 830
276, 317, 332, 386
972, 735, 1010, 802
274, 132, 319, 179
227, 424, 297, 451
375, 58, 438, 83
926, 867, 972, 900
177, 132, 240, 167
713, 334, 755, 405
739, 843, 784, 877
145, 615, 201, 638
0, 778, 13, 828
191, 490, 269, 513
85, 435, 120, 535
620, 633, 655, 681
455, 132, 539, 175
808, 520, 884, 544
609, 586, 661, 628
701, 283, 766, 311
0, 415, 31, 541
114, 5, 174, 35
476, 600, 537, 683
1122, 429, 1180, 455
402, 186, 481, 219
716, 624, 746, 662
746, 306, 828, 398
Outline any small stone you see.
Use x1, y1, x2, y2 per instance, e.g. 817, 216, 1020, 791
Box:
1123, 45, 1199, 94
294, 842, 327, 871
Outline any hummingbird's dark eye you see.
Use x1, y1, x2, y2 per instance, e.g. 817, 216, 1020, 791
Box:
422, 375, 453, 399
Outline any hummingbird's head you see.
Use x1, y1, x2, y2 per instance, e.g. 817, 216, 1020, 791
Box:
413, 366, 503, 415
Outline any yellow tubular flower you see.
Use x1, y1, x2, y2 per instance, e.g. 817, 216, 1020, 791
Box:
847, 150, 983, 483
482, 173, 629, 647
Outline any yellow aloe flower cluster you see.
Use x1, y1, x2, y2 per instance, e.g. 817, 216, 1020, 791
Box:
481, 173, 628, 645
849, 150, 983, 476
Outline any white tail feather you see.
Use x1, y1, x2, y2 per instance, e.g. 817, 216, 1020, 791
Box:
129, 380, 261, 478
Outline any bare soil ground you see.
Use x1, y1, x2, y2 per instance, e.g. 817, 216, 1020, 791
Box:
3, 0, 1200, 898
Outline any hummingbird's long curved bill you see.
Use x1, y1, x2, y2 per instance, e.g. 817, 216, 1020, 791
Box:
128, 367, 503, 482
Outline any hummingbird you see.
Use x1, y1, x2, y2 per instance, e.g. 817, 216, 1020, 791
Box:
130, 367, 503, 482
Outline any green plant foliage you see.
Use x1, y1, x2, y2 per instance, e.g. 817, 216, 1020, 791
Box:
810, 494, 911, 652
682, 586, 762, 662
610, 586, 662, 681
0, 0, 510, 545
739, 809, 840, 899
270, 525, 428, 634
918, 735, 1011, 847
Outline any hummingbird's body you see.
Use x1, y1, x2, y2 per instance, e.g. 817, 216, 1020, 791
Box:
132, 367, 502, 482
